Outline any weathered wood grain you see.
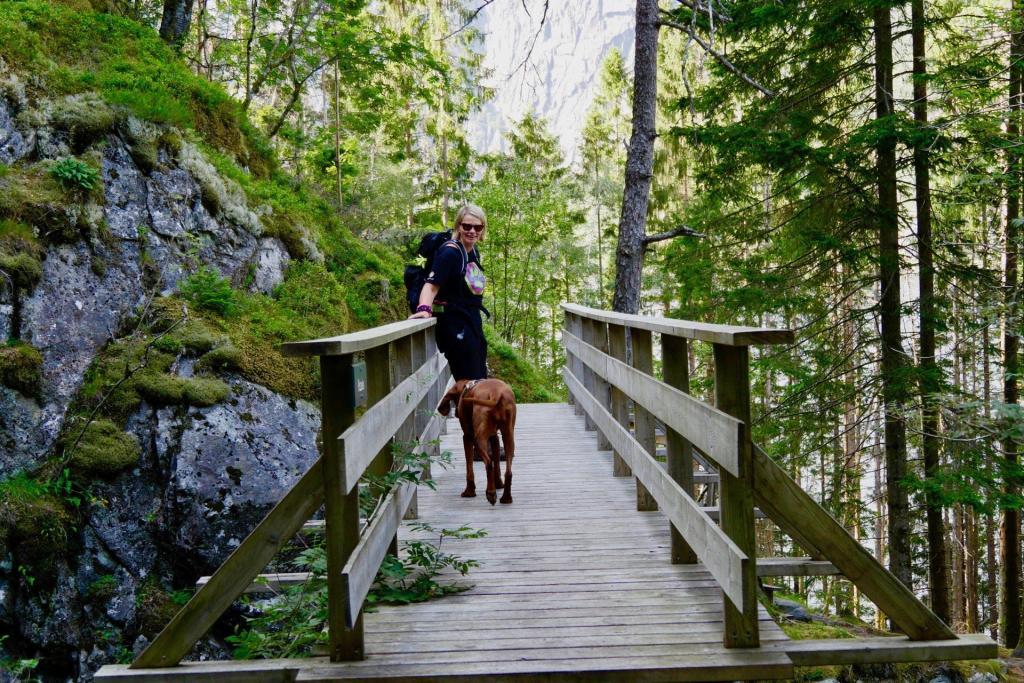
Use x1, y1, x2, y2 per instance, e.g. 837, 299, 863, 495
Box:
563, 330, 742, 476
561, 303, 795, 346
280, 318, 435, 357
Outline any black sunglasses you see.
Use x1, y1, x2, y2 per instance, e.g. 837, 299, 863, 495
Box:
459, 223, 485, 232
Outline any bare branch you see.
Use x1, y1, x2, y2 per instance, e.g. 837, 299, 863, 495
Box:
659, 16, 775, 97
441, 0, 498, 41
643, 225, 706, 245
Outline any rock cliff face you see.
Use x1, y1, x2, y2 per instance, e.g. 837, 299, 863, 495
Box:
0, 86, 320, 679
465, 0, 635, 163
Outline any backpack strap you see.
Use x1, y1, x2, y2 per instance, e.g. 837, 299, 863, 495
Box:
440, 240, 467, 273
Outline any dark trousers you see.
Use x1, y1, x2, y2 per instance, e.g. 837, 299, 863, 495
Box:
436, 309, 487, 380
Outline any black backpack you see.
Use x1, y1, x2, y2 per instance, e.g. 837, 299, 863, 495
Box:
404, 230, 454, 313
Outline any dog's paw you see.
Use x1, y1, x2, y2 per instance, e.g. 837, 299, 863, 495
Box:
500, 494, 513, 504
486, 491, 497, 505
460, 489, 476, 498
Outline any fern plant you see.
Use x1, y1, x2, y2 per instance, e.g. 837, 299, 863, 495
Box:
50, 157, 100, 191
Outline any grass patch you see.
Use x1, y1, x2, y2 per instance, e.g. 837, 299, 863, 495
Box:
0, 472, 74, 582
0, 162, 84, 243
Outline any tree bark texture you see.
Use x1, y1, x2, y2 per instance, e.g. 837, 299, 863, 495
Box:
874, 4, 913, 591
159, 0, 195, 47
912, 0, 951, 624
1002, 0, 1023, 649
612, 0, 659, 314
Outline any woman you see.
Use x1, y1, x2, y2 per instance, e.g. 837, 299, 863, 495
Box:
409, 204, 488, 381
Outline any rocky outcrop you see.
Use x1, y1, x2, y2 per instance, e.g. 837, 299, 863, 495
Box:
1, 94, 293, 473
0, 89, 318, 680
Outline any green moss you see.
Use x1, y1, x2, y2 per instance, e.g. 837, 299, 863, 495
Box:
86, 574, 118, 603
197, 344, 241, 372
64, 418, 141, 476
0, 252, 42, 289
0, 163, 82, 242
778, 619, 854, 640
49, 93, 118, 151
177, 321, 222, 353
135, 582, 179, 639
135, 373, 229, 407
77, 340, 175, 422
0, 473, 73, 574
0, 342, 42, 397
0, 0, 275, 175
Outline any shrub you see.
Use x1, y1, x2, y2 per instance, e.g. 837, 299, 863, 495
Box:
0, 342, 43, 397
50, 157, 100, 192
0, 472, 74, 575
179, 267, 238, 316
64, 418, 141, 476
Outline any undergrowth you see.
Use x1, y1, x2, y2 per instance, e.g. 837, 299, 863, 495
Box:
226, 440, 485, 660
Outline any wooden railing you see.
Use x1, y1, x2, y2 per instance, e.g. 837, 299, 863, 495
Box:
560, 303, 956, 648
130, 318, 450, 668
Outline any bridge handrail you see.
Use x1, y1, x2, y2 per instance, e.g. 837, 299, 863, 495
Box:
131, 319, 449, 668
561, 303, 795, 347
560, 303, 771, 648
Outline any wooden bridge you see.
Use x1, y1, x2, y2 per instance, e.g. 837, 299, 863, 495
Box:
97, 305, 996, 682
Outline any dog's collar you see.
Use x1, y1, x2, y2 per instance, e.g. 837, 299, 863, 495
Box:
455, 379, 482, 420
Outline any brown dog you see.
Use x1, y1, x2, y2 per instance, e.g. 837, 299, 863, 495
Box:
437, 378, 516, 505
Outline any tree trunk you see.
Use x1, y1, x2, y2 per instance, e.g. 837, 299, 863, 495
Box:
874, 3, 913, 591
913, 0, 951, 623
159, 0, 195, 47
1002, 0, 1023, 649
611, 0, 659, 314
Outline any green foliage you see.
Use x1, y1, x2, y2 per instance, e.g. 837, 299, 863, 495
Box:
85, 574, 118, 603
0, 472, 75, 581
483, 326, 563, 403
50, 157, 101, 192
0, 342, 42, 397
179, 267, 238, 316
135, 581, 179, 638
63, 418, 141, 476
0, 0, 274, 174
0, 220, 43, 291
197, 344, 242, 373
0, 163, 82, 242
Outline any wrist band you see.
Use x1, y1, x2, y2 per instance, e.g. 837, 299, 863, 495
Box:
416, 304, 433, 315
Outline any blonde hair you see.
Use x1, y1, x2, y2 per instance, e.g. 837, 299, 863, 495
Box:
454, 204, 486, 232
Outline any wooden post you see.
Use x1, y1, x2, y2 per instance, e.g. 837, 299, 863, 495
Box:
713, 343, 759, 648
579, 317, 597, 432
320, 354, 363, 661
630, 328, 658, 512
585, 317, 612, 451
663, 335, 697, 564
392, 336, 417, 520
571, 313, 587, 416
365, 344, 398, 557
564, 310, 576, 409
607, 323, 632, 477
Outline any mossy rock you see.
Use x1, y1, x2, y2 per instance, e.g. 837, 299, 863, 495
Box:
0, 163, 81, 242
135, 373, 229, 407
64, 418, 141, 476
177, 321, 223, 354
197, 344, 241, 372
0, 476, 73, 578
86, 574, 118, 603
50, 94, 118, 152
0, 342, 43, 398
135, 582, 179, 639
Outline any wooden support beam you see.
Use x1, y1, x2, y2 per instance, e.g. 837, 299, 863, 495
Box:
752, 445, 956, 640
364, 344, 396, 557
320, 354, 363, 661
607, 323, 632, 477
563, 368, 749, 610
713, 344, 758, 649
562, 331, 742, 477
630, 328, 658, 512
663, 335, 696, 564
588, 318, 613, 452
770, 633, 996, 667
131, 458, 326, 668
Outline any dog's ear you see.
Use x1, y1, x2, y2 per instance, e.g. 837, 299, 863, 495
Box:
437, 386, 460, 416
